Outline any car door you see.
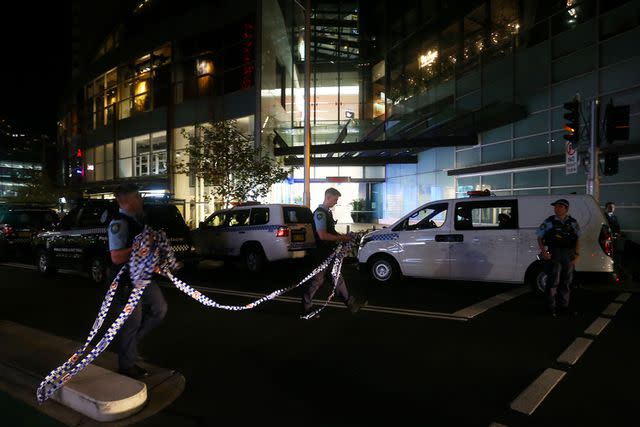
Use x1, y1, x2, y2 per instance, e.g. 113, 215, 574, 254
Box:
192, 211, 230, 257
450, 199, 519, 282
50, 207, 81, 267
395, 202, 451, 279
226, 209, 251, 256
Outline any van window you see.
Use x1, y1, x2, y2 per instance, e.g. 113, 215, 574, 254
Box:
283, 207, 313, 224
205, 212, 228, 228
395, 203, 448, 231
250, 208, 270, 225
228, 209, 250, 227
454, 200, 518, 230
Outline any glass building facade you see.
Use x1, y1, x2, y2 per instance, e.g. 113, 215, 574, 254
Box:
60, 0, 640, 239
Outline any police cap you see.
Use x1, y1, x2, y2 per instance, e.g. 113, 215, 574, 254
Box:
551, 199, 570, 208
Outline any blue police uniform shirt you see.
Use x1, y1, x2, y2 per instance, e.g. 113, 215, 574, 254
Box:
535, 215, 582, 239
108, 209, 141, 251
314, 204, 328, 232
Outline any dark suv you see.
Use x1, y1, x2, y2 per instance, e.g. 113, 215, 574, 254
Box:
32, 199, 196, 283
0, 206, 60, 261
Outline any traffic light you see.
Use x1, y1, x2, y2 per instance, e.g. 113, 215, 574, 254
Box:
563, 100, 580, 147
605, 101, 630, 144
602, 152, 619, 176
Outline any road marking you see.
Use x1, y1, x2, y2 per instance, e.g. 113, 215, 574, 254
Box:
510, 368, 566, 415
584, 317, 611, 337
614, 292, 631, 303
601, 302, 623, 317
556, 337, 593, 366
0, 262, 87, 277
452, 287, 529, 319
489, 423, 507, 427
190, 285, 469, 321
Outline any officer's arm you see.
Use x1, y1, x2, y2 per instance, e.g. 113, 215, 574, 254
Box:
317, 229, 350, 242
111, 248, 132, 265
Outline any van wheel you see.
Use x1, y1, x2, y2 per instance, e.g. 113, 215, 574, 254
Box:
37, 249, 57, 277
89, 256, 107, 284
525, 261, 547, 295
243, 244, 266, 273
368, 254, 401, 284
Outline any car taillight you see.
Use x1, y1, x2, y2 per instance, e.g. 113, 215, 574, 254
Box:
1, 225, 13, 236
275, 227, 290, 237
599, 224, 613, 257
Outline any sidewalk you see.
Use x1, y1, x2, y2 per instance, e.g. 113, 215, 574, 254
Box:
0, 320, 185, 426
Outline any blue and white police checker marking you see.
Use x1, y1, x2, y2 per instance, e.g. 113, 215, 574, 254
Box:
36, 226, 354, 403
366, 233, 399, 241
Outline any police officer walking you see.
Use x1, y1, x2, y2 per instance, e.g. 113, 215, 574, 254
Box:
536, 199, 581, 317
108, 183, 168, 378
302, 187, 366, 317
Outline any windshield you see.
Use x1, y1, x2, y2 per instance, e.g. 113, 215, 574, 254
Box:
144, 205, 189, 236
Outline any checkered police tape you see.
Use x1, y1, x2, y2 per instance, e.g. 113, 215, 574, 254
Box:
37, 226, 354, 403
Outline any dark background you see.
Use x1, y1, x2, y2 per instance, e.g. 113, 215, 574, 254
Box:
0, 2, 72, 137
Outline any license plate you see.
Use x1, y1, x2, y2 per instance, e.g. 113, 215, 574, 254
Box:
292, 233, 305, 242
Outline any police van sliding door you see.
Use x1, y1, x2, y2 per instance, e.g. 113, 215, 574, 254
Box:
397, 202, 451, 279
449, 200, 519, 282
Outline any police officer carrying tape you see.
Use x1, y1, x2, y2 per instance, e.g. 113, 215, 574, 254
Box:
302, 187, 367, 317
536, 198, 581, 317
107, 183, 169, 378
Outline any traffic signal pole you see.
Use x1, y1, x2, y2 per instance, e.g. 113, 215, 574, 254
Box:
586, 98, 600, 201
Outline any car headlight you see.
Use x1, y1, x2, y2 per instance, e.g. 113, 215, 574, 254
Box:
360, 235, 373, 247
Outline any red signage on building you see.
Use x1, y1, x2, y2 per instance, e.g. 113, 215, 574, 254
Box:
241, 23, 255, 89
326, 176, 351, 183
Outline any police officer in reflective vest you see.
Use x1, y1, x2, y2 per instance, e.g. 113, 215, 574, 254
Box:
302, 187, 366, 316
536, 198, 581, 317
108, 183, 167, 378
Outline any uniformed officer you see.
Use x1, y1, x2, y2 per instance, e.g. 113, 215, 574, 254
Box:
302, 187, 366, 316
536, 198, 581, 317
108, 183, 167, 378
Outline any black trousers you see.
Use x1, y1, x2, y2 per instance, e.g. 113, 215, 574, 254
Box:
544, 248, 575, 310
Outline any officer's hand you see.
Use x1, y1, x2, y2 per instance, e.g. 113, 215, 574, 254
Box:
572, 254, 579, 264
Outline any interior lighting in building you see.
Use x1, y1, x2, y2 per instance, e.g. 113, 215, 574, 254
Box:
298, 36, 305, 61
135, 81, 147, 95
87, 164, 95, 171
196, 59, 214, 75
418, 50, 438, 69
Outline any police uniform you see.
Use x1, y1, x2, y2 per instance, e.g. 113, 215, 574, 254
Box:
302, 204, 354, 314
108, 208, 167, 372
536, 208, 581, 314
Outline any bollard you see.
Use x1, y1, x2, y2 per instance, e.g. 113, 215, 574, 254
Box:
346, 225, 350, 234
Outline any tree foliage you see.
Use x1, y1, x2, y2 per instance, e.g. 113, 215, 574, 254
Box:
176, 120, 289, 206
13, 172, 61, 205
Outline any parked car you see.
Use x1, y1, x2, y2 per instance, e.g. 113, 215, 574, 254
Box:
0, 206, 59, 261
32, 198, 196, 283
190, 203, 316, 272
357, 193, 615, 290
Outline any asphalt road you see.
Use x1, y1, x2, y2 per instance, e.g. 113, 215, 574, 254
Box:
0, 258, 638, 426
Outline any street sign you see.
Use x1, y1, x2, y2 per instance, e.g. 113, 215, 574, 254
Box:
565, 141, 577, 175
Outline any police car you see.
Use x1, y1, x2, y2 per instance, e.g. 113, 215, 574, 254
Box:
357, 193, 615, 289
190, 203, 316, 272
0, 206, 59, 260
32, 199, 196, 283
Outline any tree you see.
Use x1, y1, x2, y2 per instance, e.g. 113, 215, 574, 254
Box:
176, 120, 289, 207
13, 171, 60, 205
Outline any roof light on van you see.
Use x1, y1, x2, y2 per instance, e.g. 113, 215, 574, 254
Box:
467, 189, 491, 197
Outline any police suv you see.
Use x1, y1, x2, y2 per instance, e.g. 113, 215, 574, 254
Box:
32, 199, 196, 283
190, 203, 316, 272
357, 193, 614, 290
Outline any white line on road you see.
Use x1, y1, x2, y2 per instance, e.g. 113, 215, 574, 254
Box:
510, 368, 566, 415
601, 302, 623, 317
584, 317, 611, 337
452, 287, 530, 319
556, 337, 593, 366
614, 292, 631, 303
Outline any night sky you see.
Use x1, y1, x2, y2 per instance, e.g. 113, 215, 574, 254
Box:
1, 3, 71, 138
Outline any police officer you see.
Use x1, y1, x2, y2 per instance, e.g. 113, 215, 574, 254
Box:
536, 198, 581, 317
302, 187, 366, 317
108, 183, 167, 378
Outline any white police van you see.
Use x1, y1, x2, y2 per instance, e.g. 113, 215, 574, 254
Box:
190, 203, 316, 272
357, 193, 614, 289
